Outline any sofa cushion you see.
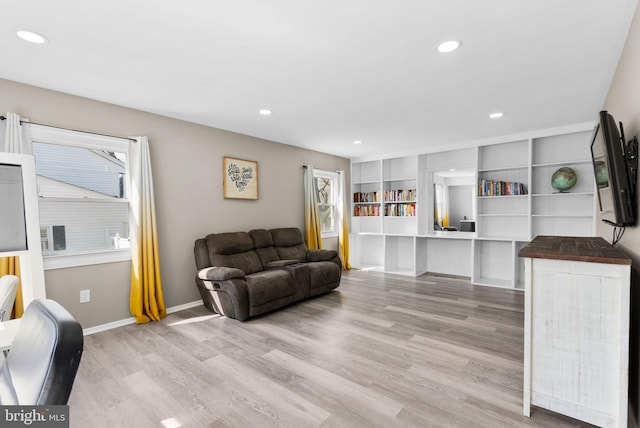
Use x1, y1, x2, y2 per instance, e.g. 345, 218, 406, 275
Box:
206, 232, 263, 275
245, 270, 294, 307
308, 261, 341, 289
249, 229, 280, 267
270, 228, 307, 262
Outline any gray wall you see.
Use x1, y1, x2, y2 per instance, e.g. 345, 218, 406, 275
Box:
447, 185, 474, 229
598, 3, 640, 426
0, 78, 349, 328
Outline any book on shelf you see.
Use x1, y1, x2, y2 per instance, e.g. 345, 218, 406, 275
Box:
478, 179, 528, 197
353, 191, 380, 203
383, 189, 416, 202
384, 203, 416, 217
353, 205, 380, 216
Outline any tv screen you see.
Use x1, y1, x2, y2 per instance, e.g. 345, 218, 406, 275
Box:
591, 111, 636, 227
0, 163, 28, 251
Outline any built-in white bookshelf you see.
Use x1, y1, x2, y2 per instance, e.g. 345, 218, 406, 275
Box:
530, 131, 594, 237
349, 125, 596, 290
382, 156, 419, 235
477, 140, 530, 240
351, 160, 382, 234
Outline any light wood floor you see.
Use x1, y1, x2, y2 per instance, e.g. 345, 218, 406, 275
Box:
68, 270, 595, 427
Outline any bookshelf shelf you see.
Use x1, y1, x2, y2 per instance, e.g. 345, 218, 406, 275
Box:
532, 159, 591, 168
532, 214, 593, 218
478, 213, 528, 217
478, 165, 528, 173
478, 195, 528, 199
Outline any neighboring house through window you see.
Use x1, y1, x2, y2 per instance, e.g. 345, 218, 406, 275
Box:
314, 169, 338, 238
30, 125, 131, 269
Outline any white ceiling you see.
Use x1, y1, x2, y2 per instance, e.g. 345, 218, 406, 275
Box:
1, 1, 638, 160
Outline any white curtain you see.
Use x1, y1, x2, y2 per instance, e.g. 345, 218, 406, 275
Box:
336, 170, 350, 269
303, 165, 322, 249
128, 136, 166, 323
2, 112, 32, 154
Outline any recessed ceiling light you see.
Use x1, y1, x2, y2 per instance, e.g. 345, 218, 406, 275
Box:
436, 40, 461, 53
16, 30, 48, 44
353, 140, 363, 145
449, 168, 456, 172
489, 112, 504, 119
258, 109, 272, 116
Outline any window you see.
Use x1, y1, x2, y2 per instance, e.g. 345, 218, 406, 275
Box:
30, 125, 131, 269
313, 169, 338, 238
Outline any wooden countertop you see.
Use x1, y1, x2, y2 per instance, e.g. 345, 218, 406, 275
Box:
518, 236, 631, 265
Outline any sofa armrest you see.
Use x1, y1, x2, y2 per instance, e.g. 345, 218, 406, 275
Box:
265, 259, 301, 269
307, 249, 338, 262
198, 266, 246, 281
196, 267, 249, 321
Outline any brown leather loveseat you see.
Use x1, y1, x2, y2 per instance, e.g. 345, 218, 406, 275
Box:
194, 227, 342, 321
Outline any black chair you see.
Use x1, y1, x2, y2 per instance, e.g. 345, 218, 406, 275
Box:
0, 299, 83, 405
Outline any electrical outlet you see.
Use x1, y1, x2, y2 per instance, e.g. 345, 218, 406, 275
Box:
80, 289, 90, 303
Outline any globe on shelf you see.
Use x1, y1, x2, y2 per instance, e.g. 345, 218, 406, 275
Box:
551, 167, 578, 192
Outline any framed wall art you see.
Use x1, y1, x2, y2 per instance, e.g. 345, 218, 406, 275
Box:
223, 156, 258, 200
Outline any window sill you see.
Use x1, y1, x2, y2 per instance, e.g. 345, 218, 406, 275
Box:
321, 232, 339, 239
43, 249, 131, 270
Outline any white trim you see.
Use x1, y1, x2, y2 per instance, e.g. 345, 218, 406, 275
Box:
30, 124, 130, 152
44, 249, 131, 270
82, 300, 204, 335
30, 123, 132, 269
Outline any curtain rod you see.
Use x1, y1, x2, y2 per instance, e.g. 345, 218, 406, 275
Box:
302, 165, 343, 173
0, 115, 138, 143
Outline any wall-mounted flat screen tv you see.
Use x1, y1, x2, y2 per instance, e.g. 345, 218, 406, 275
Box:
590, 110, 637, 227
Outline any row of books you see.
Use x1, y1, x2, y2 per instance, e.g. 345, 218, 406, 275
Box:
353, 204, 417, 217
354, 189, 416, 203
353, 191, 380, 203
353, 205, 380, 216
384, 189, 416, 202
478, 179, 528, 196
385, 203, 416, 217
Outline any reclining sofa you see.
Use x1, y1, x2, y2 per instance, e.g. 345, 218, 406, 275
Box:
194, 227, 342, 321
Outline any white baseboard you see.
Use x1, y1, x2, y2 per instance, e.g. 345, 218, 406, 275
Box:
82, 300, 203, 336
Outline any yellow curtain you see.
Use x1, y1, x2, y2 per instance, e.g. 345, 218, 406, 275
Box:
337, 171, 351, 270
129, 136, 166, 324
0, 258, 24, 318
303, 165, 322, 250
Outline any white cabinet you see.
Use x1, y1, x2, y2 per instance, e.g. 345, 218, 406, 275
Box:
520, 236, 631, 427
349, 124, 596, 289
349, 233, 384, 270
472, 239, 528, 289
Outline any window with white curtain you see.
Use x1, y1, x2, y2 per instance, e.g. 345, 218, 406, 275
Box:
30, 125, 131, 269
313, 169, 338, 238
